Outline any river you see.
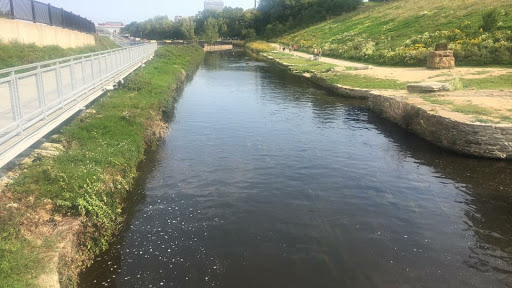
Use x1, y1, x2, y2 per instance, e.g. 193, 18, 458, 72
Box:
80, 52, 512, 288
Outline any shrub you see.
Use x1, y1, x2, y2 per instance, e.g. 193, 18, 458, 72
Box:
481, 8, 502, 32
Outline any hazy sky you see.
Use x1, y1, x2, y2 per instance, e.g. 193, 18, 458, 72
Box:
45, 0, 256, 24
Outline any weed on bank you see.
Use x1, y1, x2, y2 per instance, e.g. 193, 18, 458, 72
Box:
0, 45, 204, 286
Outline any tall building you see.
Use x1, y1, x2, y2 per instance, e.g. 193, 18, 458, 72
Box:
204, 0, 224, 11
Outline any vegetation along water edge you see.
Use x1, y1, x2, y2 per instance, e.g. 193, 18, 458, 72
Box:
0, 45, 205, 287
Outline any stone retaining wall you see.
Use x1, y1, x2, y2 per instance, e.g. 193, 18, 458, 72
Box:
368, 94, 512, 159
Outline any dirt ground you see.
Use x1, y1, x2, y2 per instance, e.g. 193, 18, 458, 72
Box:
289, 50, 511, 82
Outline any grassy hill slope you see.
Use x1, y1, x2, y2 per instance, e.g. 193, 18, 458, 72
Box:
0, 36, 119, 70
279, 0, 512, 66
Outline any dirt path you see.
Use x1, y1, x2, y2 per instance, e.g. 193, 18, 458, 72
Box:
274, 44, 511, 83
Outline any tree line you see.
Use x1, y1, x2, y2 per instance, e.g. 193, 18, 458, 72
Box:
121, 0, 362, 42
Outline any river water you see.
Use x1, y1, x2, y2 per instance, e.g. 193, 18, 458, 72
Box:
80, 52, 512, 288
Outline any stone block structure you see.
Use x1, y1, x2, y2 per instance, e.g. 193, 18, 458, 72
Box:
427, 50, 456, 69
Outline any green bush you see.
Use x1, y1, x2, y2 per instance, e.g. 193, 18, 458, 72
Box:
481, 8, 501, 32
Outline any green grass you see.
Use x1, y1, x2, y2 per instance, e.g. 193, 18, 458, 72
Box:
267, 52, 295, 59
246, 41, 274, 53
500, 116, 512, 123
422, 96, 455, 105
471, 70, 492, 76
268, 52, 337, 73
451, 103, 493, 116
473, 117, 497, 124
325, 72, 408, 90
429, 72, 451, 78
460, 73, 512, 90
2, 45, 204, 286
278, 0, 512, 66
0, 36, 119, 70
0, 208, 49, 288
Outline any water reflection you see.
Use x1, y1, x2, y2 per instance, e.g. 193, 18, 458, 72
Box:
368, 113, 512, 284
80, 51, 512, 288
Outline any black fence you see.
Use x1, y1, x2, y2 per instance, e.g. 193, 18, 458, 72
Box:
0, 0, 95, 33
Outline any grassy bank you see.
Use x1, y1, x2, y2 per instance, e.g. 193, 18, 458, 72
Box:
0, 36, 119, 70
264, 50, 409, 90
278, 0, 512, 66
0, 45, 205, 287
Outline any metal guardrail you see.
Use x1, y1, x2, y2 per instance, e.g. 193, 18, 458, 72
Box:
0, 43, 158, 165
0, 0, 95, 33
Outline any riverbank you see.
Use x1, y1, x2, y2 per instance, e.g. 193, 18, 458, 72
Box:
0, 45, 205, 287
247, 42, 512, 159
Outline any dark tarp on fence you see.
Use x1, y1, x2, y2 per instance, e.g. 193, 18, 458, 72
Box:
0, 0, 95, 33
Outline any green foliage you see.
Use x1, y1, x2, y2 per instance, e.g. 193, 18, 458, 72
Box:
460, 73, 512, 89
0, 209, 47, 288
421, 96, 454, 106
246, 41, 274, 52
325, 72, 408, 90
121, 1, 360, 41
499, 116, 512, 124
481, 8, 502, 32
0, 36, 118, 70
279, 0, 512, 66
451, 103, 493, 116
258, 0, 361, 38
6, 46, 205, 283
201, 18, 221, 43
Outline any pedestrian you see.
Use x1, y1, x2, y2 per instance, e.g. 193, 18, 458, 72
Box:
318, 48, 322, 59
313, 48, 318, 60
293, 44, 297, 51
282, 46, 286, 52
288, 45, 292, 53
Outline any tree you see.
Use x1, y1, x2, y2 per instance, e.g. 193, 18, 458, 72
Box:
201, 18, 220, 43
179, 18, 196, 40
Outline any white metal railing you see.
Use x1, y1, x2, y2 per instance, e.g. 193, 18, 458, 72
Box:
0, 43, 158, 148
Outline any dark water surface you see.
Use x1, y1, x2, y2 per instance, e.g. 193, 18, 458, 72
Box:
80, 52, 512, 288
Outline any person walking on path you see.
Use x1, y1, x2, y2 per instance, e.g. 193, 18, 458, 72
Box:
318, 48, 322, 60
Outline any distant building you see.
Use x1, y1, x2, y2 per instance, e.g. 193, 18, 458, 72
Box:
96, 22, 125, 34
204, 0, 224, 11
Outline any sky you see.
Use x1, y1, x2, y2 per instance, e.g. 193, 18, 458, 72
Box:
45, 0, 256, 24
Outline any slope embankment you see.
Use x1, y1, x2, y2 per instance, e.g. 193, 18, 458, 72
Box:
0, 45, 205, 287
278, 0, 512, 67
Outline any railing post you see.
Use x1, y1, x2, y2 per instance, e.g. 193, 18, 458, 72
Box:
48, 3, 52, 26
9, 0, 14, 19
70, 61, 76, 95
9, 72, 22, 129
90, 58, 95, 81
36, 66, 46, 115
81, 56, 86, 88
110, 51, 114, 74
55, 62, 64, 107
31, 0, 36, 23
